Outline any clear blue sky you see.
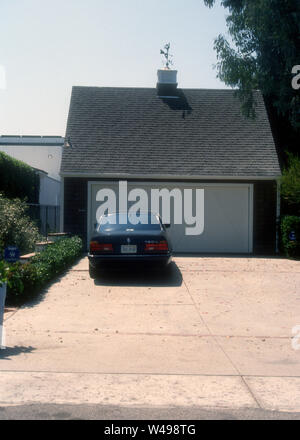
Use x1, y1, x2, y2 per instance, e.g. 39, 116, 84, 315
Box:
0, 0, 229, 136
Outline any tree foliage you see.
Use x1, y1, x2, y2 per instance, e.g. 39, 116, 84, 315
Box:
204, 0, 300, 129
0, 152, 40, 203
280, 153, 300, 213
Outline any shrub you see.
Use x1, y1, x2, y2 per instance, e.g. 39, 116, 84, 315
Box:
280, 216, 300, 258
0, 259, 11, 288
0, 193, 40, 255
0, 260, 24, 299
7, 236, 83, 304
0, 152, 39, 203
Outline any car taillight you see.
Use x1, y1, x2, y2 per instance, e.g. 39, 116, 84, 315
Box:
90, 242, 113, 253
144, 241, 169, 252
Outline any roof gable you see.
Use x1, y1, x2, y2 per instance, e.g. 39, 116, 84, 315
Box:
61, 87, 281, 178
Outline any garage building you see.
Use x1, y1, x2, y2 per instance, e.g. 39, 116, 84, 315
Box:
60, 69, 281, 254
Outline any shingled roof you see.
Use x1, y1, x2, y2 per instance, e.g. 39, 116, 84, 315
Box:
61, 86, 281, 178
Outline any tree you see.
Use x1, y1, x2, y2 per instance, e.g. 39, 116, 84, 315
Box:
204, 0, 300, 151
281, 153, 300, 214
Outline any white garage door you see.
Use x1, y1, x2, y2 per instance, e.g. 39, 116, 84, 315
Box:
88, 182, 253, 254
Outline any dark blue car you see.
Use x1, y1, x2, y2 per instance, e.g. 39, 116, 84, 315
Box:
88, 212, 172, 278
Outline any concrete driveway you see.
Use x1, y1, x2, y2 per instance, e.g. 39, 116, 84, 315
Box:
1, 256, 300, 418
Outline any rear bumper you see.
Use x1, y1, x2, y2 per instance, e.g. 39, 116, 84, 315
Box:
88, 253, 172, 266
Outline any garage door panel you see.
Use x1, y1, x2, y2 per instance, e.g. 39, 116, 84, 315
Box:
198, 187, 250, 253
89, 182, 252, 254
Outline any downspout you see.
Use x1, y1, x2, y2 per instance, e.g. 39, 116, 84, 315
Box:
276, 179, 281, 254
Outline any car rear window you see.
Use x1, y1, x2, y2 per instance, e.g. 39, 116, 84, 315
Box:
98, 212, 161, 232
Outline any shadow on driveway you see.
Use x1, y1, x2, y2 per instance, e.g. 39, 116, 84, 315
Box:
94, 261, 183, 288
0, 346, 36, 360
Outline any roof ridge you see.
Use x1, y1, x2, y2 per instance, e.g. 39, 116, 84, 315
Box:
71, 85, 246, 92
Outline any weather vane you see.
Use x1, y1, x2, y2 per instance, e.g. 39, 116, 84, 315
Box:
160, 43, 173, 69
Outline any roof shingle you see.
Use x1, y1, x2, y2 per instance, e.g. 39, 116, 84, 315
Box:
61, 86, 281, 178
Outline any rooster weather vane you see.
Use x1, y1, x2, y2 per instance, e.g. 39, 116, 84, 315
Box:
160, 43, 173, 69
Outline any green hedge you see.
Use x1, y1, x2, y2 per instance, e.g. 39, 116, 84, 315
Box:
7, 236, 83, 304
281, 216, 300, 258
0, 152, 39, 202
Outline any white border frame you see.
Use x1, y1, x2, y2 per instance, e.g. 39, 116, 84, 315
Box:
87, 181, 254, 254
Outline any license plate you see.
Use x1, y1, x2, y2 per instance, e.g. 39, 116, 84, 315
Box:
121, 245, 137, 254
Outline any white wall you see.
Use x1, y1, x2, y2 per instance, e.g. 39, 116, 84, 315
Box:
39, 174, 60, 206
0, 145, 62, 181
